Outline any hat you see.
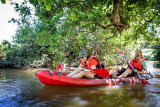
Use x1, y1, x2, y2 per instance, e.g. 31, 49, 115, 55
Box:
136, 48, 142, 53
78, 50, 87, 58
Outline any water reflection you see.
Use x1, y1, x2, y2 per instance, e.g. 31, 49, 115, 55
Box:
37, 86, 101, 106
147, 61, 160, 70
38, 86, 82, 100
37, 83, 148, 107
0, 61, 160, 107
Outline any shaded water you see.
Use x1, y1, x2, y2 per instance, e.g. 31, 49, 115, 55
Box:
0, 61, 160, 107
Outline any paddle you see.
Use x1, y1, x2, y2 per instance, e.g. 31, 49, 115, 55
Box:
117, 49, 150, 84
90, 69, 109, 78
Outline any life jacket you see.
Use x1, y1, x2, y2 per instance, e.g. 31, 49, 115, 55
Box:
82, 55, 102, 70
128, 57, 147, 71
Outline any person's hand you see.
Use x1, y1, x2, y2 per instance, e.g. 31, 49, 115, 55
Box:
142, 70, 147, 74
134, 69, 138, 73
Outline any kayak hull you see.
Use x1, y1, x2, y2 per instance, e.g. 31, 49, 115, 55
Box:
36, 70, 142, 86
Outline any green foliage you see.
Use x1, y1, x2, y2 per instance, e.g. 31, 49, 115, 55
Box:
1, 0, 160, 68
0, 40, 52, 68
0, 0, 6, 4
142, 49, 160, 61
150, 49, 160, 61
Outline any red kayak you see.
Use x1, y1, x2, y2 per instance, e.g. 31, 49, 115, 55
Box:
35, 70, 142, 86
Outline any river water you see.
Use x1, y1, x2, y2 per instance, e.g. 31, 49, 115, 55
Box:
0, 61, 160, 107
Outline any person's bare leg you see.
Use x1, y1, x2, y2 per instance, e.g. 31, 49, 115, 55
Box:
71, 71, 85, 78
118, 69, 132, 78
83, 72, 95, 79
66, 68, 81, 77
109, 65, 122, 75
72, 71, 95, 79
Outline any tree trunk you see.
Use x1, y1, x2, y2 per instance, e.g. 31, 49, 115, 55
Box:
112, 0, 121, 25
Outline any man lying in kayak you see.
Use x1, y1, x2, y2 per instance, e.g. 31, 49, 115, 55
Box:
109, 49, 147, 78
66, 49, 104, 79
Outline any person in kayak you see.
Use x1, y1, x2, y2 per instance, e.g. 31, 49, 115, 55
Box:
109, 48, 147, 78
66, 49, 104, 79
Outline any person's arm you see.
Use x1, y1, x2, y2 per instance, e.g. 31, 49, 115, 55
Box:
140, 60, 147, 74
134, 69, 147, 74
76, 64, 84, 71
66, 64, 84, 77
138, 69, 147, 74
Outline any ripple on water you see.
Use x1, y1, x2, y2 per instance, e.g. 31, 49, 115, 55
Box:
146, 92, 160, 107
154, 74, 160, 78
0, 79, 14, 83
144, 72, 160, 107
0, 79, 32, 106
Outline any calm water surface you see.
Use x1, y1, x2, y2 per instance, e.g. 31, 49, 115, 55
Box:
0, 61, 160, 107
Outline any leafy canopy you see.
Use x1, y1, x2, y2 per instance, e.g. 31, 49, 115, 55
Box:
1, 0, 159, 67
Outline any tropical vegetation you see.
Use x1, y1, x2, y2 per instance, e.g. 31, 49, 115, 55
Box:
0, 0, 159, 68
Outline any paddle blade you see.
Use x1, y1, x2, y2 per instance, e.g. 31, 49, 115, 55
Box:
90, 69, 109, 77
117, 49, 123, 54
141, 79, 151, 85
57, 64, 63, 70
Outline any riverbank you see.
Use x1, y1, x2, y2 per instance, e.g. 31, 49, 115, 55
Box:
1, 61, 159, 72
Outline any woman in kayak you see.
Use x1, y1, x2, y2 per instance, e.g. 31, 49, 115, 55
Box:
66, 49, 104, 79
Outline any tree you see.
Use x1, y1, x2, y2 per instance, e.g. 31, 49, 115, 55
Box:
28, 0, 159, 40
29, 0, 159, 65
2, 0, 159, 67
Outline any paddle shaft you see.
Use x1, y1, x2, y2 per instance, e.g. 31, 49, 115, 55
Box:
122, 54, 142, 79
118, 49, 150, 84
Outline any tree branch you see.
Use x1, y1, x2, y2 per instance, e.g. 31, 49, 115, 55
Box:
69, 19, 94, 23
95, 23, 113, 30
79, 22, 96, 31
136, 9, 160, 33
105, 33, 118, 42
